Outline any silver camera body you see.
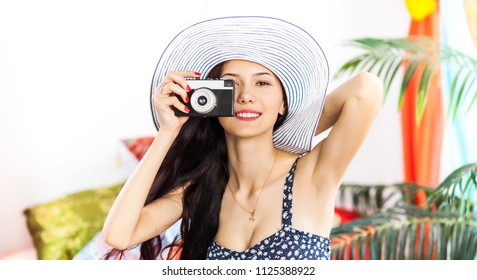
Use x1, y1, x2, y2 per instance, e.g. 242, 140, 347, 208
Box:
175, 79, 235, 117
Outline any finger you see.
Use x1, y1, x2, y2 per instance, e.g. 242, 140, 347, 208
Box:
152, 89, 167, 106
155, 94, 188, 113
157, 72, 176, 88
174, 70, 201, 78
154, 76, 175, 97
155, 70, 200, 100
166, 72, 192, 94
167, 71, 201, 90
168, 96, 191, 114
162, 83, 189, 103
153, 90, 173, 112
153, 83, 168, 98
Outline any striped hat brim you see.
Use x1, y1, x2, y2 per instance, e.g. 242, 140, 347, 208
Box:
151, 16, 329, 154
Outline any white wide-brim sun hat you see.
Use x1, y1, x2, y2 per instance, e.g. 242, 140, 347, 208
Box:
151, 16, 329, 154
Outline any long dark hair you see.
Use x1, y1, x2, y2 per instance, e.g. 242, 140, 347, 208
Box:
105, 61, 288, 260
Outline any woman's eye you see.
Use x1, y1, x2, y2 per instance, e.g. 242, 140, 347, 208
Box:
256, 81, 270, 86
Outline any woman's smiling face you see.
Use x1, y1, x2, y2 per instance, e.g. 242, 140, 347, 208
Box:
218, 60, 286, 140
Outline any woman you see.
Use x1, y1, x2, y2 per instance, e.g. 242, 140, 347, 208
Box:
102, 16, 382, 260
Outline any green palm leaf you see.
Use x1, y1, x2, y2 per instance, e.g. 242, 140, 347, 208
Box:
331, 163, 477, 260
423, 163, 477, 214
335, 37, 477, 122
330, 205, 477, 260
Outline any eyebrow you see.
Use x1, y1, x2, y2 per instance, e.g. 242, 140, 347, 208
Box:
221, 72, 272, 78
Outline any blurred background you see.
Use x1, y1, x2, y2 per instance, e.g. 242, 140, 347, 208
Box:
0, 0, 475, 257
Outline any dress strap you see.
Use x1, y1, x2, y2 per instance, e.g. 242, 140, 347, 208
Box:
281, 155, 301, 227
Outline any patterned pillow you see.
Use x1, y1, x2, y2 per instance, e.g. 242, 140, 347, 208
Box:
123, 136, 154, 161
23, 181, 125, 260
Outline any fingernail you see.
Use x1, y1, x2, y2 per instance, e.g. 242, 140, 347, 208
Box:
185, 96, 189, 103
186, 85, 191, 92
194, 72, 201, 76
184, 106, 190, 113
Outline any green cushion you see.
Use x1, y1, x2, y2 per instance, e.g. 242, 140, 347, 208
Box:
23, 181, 124, 260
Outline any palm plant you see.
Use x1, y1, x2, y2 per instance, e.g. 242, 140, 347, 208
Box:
334, 37, 477, 120
329, 36, 477, 260
330, 163, 477, 260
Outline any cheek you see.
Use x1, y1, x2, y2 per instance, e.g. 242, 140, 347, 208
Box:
269, 94, 285, 112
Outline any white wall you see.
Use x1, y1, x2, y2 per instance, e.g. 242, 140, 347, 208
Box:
0, 0, 410, 253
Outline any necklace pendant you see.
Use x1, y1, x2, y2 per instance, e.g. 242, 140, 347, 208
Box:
249, 211, 255, 222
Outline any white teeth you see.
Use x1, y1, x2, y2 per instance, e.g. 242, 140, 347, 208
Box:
236, 112, 260, 118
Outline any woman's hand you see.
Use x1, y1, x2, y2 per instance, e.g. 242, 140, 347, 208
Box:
153, 71, 200, 132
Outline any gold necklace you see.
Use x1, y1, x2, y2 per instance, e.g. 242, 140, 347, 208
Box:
228, 150, 278, 222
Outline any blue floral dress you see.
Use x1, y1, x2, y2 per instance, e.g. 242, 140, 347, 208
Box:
206, 157, 330, 260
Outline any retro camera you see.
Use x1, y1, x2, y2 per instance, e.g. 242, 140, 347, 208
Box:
174, 79, 235, 117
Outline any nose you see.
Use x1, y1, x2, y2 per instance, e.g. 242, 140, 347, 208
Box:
236, 85, 255, 104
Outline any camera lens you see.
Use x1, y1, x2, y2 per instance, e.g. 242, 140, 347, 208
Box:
198, 96, 207, 106
190, 88, 216, 114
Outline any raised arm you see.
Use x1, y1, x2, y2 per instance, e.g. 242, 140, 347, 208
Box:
311, 72, 383, 189
102, 129, 182, 250
102, 71, 199, 250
